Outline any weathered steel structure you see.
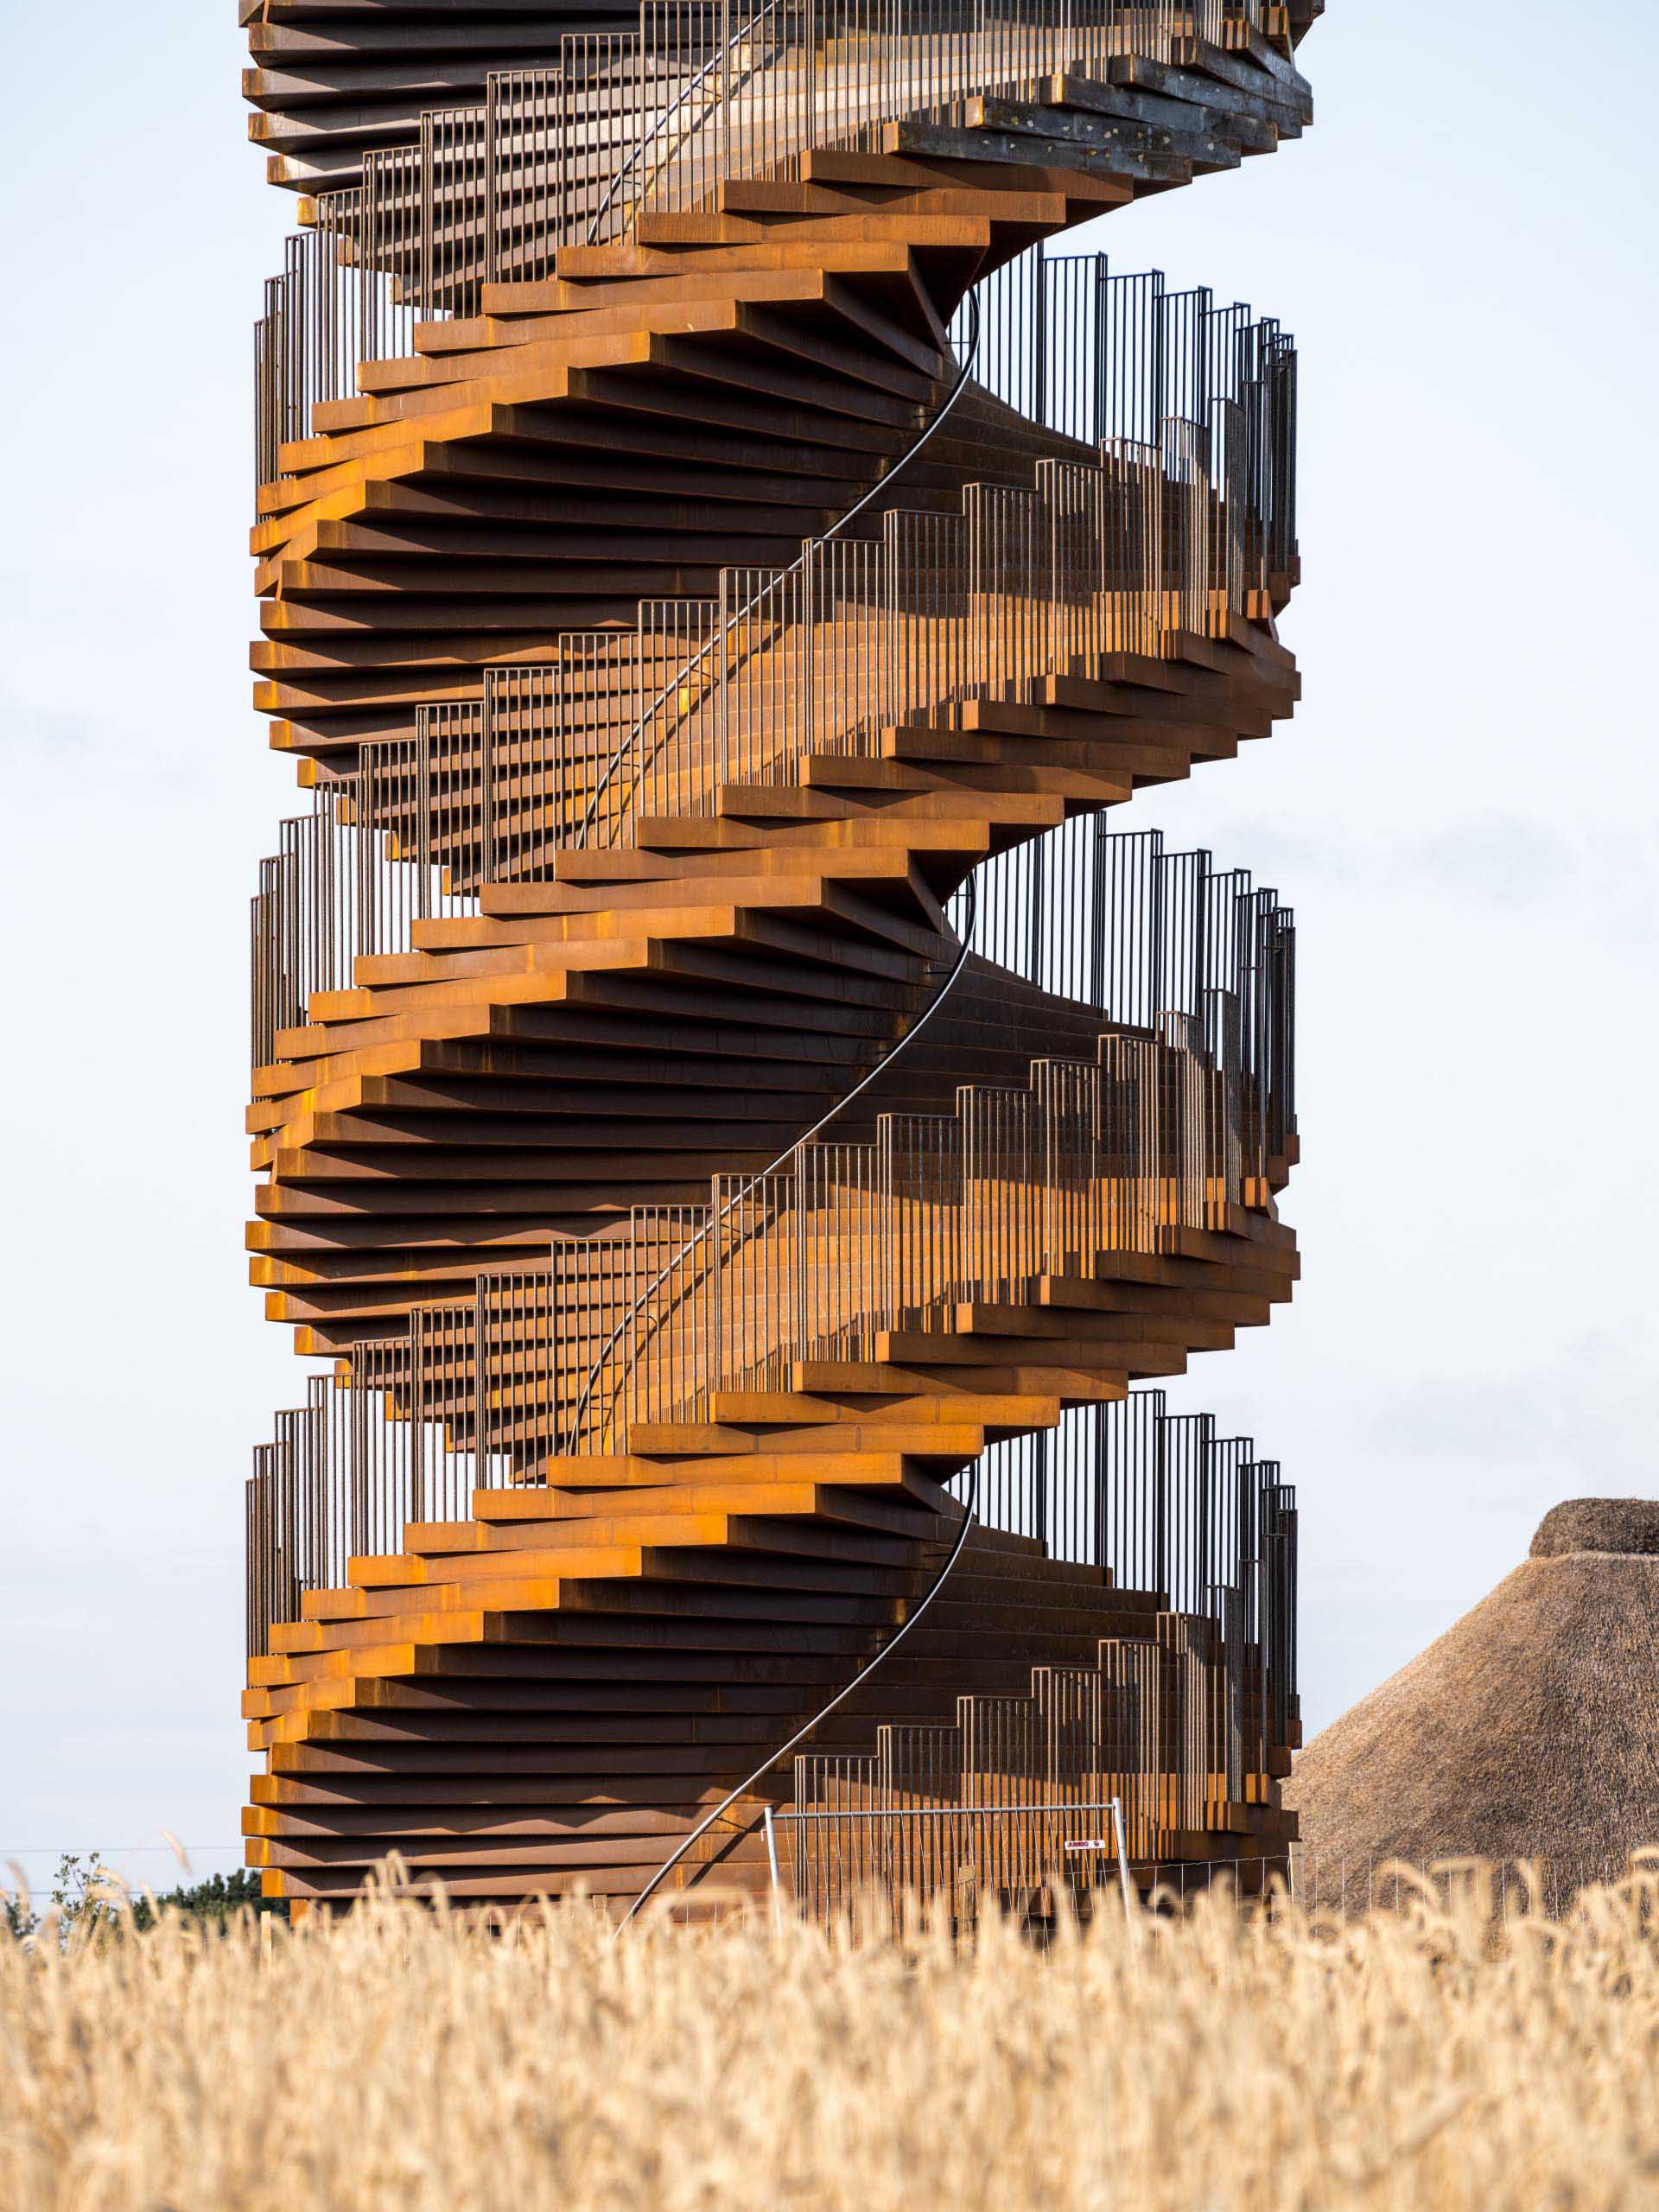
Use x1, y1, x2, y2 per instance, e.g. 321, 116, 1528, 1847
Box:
240, 0, 1319, 1916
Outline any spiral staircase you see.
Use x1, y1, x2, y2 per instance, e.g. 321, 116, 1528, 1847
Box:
239, 0, 1319, 1916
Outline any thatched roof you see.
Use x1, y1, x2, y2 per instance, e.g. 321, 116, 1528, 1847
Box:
1286, 1501, 1659, 1898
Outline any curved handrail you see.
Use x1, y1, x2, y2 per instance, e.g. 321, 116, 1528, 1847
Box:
553, 294, 988, 1450
574, 285, 983, 848
567, 870, 979, 1453
585, 0, 791, 249
616, 1460, 982, 1930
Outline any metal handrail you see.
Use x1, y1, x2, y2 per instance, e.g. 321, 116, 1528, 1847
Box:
566, 870, 978, 1452
247, 829, 1300, 1658
251, 0, 1310, 481
601, 804, 986, 1932
584, 0, 791, 248
617, 1461, 982, 1930
574, 286, 982, 847
584, 2, 1298, 259
560, 289, 986, 1452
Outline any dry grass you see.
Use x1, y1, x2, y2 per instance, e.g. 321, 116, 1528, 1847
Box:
5, 1864, 1659, 2211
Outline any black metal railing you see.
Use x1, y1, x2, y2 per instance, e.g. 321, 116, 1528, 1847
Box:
961, 252, 1298, 582
251, 245, 1296, 1066
780, 1392, 1298, 1917
958, 1392, 1299, 1754
246, 823, 1294, 1657
252, 0, 1309, 479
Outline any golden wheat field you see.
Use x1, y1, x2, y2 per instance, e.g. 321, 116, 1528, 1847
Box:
4, 1864, 1659, 2212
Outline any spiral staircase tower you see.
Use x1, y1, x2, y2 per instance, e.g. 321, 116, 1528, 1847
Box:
240, 0, 1319, 1916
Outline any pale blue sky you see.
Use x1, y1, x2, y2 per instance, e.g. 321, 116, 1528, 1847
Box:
2, 1, 1656, 1885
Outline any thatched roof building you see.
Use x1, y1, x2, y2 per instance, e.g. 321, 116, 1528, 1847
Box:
1286, 1500, 1659, 1900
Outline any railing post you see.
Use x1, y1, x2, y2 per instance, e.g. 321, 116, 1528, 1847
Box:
483, 73, 500, 289
799, 537, 817, 780
1092, 251, 1109, 444
791, 1147, 809, 1388
719, 0, 733, 198
473, 1275, 489, 1499
706, 1192, 723, 1425
412, 708, 433, 926
1110, 1796, 1135, 1914
804, 0, 817, 160
763, 1804, 784, 1932
418, 111, 435, 321
479, 672, 497, 887
346, 1351, 367, 1566
409, 1309, 427, 1527
715, 569, 732, 797
1033, 247, 1048, 430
